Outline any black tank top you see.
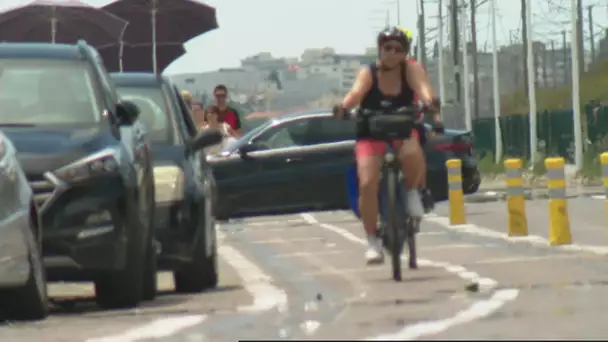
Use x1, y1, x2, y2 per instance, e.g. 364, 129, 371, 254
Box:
357, 62, 416, 139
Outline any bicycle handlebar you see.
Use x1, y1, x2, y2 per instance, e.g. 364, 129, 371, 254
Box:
332, 104, 445, 133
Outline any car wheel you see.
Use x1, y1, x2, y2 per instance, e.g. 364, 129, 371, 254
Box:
142, 197, 157, 301
174, 203, 218, 293
463, 169, 481, 194
0, 220, 48, 321
94, 196, 146, 309
141, 238, 158, 301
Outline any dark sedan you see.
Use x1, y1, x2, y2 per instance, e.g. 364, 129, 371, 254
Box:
0, 132, 47, 321
208, 109, 480, 220
111, 72, 222, 294
0, 41, 156, 309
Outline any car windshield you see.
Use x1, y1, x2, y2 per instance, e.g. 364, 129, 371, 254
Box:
116, 86, 175, 143
0, 59, 102, 125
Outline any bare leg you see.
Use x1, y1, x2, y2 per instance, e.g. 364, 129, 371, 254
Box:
397, 137, 426, 217
398, 137, 425, 189
356, 155, 382, 237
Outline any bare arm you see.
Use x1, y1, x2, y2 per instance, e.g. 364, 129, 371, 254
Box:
406, 61, 441, 121
406, 60, 435, 103
341, 67, 373, 109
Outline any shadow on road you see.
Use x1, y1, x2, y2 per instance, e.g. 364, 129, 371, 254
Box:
0, 284, 243, 324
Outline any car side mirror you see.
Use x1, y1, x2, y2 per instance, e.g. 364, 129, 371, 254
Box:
116, 100, 140, 126
238, 143, 257, 158
187, 129, 223, 153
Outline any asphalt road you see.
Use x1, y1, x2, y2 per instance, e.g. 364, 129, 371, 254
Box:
2, 195, 608, 341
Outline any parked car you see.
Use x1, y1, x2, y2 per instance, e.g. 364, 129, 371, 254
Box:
0, 132, 48, 321
0, 41, 155, 309
208, 109, 480, 220
111, 72, 222, 294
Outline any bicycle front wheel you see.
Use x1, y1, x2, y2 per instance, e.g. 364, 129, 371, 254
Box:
386, 169, 402, 281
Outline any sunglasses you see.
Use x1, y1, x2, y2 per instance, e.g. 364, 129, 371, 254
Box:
382, 44, 405, 54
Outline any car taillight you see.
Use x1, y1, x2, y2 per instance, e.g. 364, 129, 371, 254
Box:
434, 142, 471, 152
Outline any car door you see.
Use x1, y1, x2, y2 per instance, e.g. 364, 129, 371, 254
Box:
296, 116, 356, 210
231, 114, 355, 215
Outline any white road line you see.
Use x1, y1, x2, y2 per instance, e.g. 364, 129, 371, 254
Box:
472, 253, 589, 265
591, 195, 606, 200
272, 250, 344, 259
217, 229, 288, 313
425, 213, 608, 255
248, 237, 323, 245
86, 315, 207, 342
300, 213, 519, 340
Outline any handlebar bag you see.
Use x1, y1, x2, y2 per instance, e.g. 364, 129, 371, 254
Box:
367, 114, 415, 140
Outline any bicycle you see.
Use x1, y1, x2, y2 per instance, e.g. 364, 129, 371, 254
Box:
336, 104, 441, 281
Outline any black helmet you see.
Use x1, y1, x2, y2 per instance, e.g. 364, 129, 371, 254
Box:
377, 26, 413, 52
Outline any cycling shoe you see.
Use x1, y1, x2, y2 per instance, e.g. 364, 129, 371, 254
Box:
420, 188, 435, 213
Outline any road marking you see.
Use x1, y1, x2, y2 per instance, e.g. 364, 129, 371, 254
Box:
272, 250, 344, 259
217, 229, 288, 313
591, 195, 606, 200
368, 289, 519, 340
425, 213, 608, 255
419, 244, 479, 251
472, 253, 588, 265
248, 237, 324, 245
300, 213, 519, 340
86, 315, 206, 342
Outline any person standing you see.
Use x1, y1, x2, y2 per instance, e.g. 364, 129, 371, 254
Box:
190, 102, 206, 130
213, 84, 243, 137
181, 90, 193, 110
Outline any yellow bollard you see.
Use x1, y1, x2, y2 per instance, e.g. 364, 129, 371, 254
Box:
446, 159, 466, 225
601, 152, 608, 219
545, 157, 572, 245
504, 159, 528, 236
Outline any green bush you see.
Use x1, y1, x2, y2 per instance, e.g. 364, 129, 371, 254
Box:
477, 152, 505, 176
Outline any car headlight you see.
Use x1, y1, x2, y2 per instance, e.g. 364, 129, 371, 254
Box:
0, 138, 17, 181
153, 165, 185, 203
53, 154, 119, 182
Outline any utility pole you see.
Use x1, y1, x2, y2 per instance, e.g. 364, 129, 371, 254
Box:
588, 5, 595, 65
571, 0, 583, 169
438, 0, 446, 110
542, 45, 548, 87
461, 0, 472, 131
576, 0, 584, 73
490, 0, 502, 162
470, 0, 479, 120
449, 0, 461, 103
525, 0, 538, 165
397, 0, 401, 25
551, 40, 556, 87
562, 30, 568, 85
419, 0, 427, 66
521, 0, 529, 96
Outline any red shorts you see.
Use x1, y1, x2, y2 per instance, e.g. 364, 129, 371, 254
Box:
355, 129, 419, 158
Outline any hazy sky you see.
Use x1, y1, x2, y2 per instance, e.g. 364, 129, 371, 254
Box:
2, 0, 607, 74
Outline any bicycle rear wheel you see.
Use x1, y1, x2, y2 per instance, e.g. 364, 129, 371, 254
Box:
386, 169, 402, 281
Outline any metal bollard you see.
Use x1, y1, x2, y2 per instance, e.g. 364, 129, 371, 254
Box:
446, 159, 466, 225
504, 158, 528, 236
545, 157, 572, 245
601, 153, 608, 218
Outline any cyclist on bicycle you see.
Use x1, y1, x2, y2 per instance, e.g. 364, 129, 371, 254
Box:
334, 26, 441, 264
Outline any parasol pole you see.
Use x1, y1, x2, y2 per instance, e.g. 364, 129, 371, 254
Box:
151, 0, 158, 74
51, 6, 57, 43
119, 41, 124, 72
